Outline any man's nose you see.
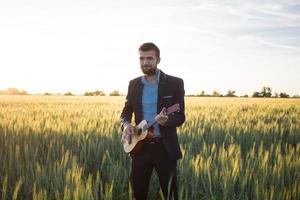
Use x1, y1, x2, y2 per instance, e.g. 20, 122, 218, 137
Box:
142, 60, 148, 65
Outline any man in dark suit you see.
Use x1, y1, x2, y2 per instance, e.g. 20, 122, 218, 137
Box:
120, 42, 185, 200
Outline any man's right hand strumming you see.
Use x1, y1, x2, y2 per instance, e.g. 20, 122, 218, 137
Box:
122, 123, 134, 144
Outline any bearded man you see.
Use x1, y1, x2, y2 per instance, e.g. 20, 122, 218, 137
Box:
120, 42, 185, 200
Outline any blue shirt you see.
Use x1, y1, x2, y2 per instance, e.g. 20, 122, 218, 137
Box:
141, 70, 161, 137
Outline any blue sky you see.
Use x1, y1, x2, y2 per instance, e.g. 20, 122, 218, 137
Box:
0, 0, 299, 95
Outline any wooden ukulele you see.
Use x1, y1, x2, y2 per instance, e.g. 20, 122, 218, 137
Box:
122, 103, 180, 154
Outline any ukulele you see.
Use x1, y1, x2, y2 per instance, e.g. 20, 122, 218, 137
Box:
122, 103, 180, 154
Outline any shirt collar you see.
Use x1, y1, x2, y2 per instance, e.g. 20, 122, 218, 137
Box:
141, 69, 161, 85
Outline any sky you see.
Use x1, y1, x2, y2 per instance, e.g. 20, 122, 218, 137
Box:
0, 0, 300, 96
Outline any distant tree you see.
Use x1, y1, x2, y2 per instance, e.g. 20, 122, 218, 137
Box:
212, 90, 221, 97
84, 92, 93, 96
109, 90, 121, 96
6, 88, 19, 94
94, 90, 105, 96
44, 92, 52, 95
20, 90, 28, 95
274, 92, 279, 98
242, 94, 249, 98
261, 86, 272, 97
199, 90, 205, 96
4, 87, 28, 95
279, 92, 289, 98
84, 90, 105, 96
225, 90, 236, 97
252, 87, 272, 98
64, 92, 74, 96
252, 91, 263, 98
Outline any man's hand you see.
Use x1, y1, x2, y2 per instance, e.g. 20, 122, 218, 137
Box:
155, 107, 168, 125
121, 123, 134, 144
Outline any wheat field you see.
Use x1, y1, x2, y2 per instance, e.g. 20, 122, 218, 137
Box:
0, 95, 299, 200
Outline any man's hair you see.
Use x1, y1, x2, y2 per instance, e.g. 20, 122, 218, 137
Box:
139, 42, 160, 58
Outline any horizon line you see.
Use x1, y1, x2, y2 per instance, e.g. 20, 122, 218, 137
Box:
0, 87, 299, 97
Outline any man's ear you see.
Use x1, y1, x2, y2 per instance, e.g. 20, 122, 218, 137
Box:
157, 57, 161, 64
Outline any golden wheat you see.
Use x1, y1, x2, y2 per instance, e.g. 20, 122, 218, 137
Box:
0, 95, 299, 199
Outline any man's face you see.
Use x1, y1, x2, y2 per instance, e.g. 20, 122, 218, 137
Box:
139, 50, 160, 75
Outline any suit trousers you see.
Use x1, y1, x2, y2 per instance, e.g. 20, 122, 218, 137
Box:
130, 138, 178, 200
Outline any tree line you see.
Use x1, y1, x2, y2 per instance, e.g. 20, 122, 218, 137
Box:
0, 88, 28, 95
46, 90, 122, 96
187, 87, 298, 98
0, 88, 122, 96
0, 87, 299, 98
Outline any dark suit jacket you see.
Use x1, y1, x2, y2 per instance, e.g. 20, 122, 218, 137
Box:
120, 70, 185, 160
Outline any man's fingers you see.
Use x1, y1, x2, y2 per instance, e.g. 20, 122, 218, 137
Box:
124, 125, 135, 135
155, 114, 168, 125
122, 125, 135, 144
121, 132, 132, 144
126, 128, 133, 135
160, 107, 166, 115
126, 134, 132, 144
160, 117, 168, 123
121, 132, 127, 143
129, 126, 135, 134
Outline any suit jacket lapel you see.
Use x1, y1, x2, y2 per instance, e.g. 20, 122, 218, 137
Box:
135, 77, 144, 122
157, 70, 168, 113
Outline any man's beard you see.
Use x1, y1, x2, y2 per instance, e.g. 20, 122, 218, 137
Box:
141, 65, 157, 75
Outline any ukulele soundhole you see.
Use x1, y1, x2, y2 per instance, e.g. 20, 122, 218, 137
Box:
137, 128, 143, 135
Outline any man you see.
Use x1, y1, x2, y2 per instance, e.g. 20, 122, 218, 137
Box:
120, 42, 185, 200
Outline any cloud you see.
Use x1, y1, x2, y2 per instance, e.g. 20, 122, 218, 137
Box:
238, 35, 300, 51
